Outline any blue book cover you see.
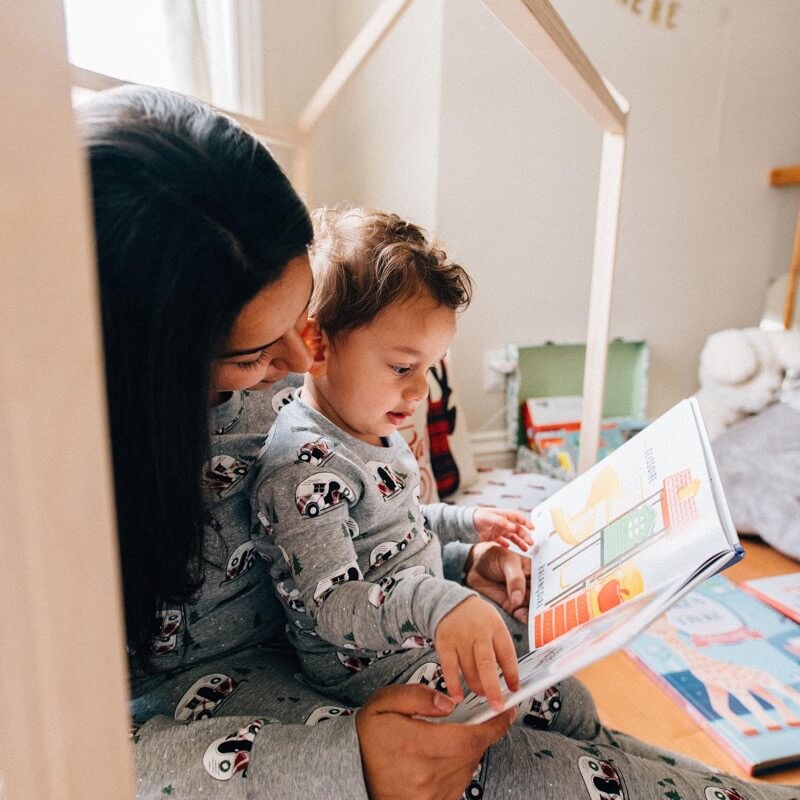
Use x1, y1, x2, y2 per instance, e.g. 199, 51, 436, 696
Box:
626, 575, 800, 775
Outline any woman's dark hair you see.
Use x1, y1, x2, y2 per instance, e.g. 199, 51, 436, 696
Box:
77, 86, 312, 665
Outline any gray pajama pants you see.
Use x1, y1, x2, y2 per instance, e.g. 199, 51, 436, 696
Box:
132, 640, 800, 800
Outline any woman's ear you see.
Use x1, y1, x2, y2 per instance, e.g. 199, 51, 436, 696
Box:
303, 318, 328, 377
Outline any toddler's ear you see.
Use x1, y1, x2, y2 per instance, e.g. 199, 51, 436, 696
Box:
303, 318, 327, 377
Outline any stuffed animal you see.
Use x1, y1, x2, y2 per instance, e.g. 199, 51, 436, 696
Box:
695, 327, 800, 440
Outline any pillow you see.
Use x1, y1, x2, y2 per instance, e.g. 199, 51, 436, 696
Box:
398, 407, 440, 504
426, 356, 478, 497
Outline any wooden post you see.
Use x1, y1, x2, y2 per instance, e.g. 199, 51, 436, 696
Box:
0, 2, 134, 798
297, 0, 412, 136
294, 136, 313, 206
480, 0, 628, 470
783, 211, 800, 330
70, 64, 298, 150
480, 0, 627, 134
580, 133, 626, 473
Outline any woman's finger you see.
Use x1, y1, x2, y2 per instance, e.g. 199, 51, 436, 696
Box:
498, 550, 528, 609
362, 683, 457, 718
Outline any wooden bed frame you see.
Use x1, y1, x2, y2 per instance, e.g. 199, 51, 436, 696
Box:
2, 1, 627, 796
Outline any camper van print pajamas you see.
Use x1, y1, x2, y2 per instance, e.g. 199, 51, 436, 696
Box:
127, 386, 800, 800
251, 391, 483, 704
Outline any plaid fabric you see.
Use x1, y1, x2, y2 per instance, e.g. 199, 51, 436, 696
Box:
427, 360, 460, 497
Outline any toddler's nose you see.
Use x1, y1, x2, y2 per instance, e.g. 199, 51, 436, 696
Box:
404, 372, 429, 403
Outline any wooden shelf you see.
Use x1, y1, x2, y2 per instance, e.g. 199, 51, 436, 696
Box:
770, 165, 800, 186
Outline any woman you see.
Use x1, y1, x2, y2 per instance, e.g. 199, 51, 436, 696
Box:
82, 86, 798, 799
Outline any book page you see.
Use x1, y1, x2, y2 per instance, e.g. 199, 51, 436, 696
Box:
448, 577, 681, 725
526, 399, 736, 650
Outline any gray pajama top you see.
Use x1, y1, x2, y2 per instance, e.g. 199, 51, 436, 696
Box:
127, 384, 476, 798
250, 390, 480, 703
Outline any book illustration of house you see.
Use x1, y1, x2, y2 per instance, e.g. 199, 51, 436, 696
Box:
533, 562, 644, 648
531, 469, 702, 647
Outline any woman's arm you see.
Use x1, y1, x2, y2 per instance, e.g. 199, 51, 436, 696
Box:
132, 687, 513, 799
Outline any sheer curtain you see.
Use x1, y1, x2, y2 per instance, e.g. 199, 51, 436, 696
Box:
63, 0, 264, 117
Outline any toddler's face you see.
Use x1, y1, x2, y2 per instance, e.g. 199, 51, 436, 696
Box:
321, 293, 456, 446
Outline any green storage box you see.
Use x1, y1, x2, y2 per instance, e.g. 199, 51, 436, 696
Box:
504, 339, 650, 447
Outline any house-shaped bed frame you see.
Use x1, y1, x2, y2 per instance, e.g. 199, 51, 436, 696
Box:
0, 1, 627, 796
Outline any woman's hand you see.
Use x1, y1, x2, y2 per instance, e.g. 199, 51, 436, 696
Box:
473, 507, 534, 551
356, 684, 515, 800
435, 597, 520, 709
465, 542, 531, 623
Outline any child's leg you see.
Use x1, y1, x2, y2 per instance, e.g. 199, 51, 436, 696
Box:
481, 727, 800, 800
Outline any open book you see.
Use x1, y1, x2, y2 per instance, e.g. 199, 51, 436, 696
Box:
449, 397, 743, 724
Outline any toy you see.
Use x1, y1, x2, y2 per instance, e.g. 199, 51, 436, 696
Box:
695, 327, 800, 440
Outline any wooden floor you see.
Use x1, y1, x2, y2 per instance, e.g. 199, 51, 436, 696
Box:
577, 538, 800, 785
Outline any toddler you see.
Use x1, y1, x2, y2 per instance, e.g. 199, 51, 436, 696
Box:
251, 208, 532, 708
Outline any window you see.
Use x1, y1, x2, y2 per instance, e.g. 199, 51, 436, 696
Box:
63, 0, 263, 116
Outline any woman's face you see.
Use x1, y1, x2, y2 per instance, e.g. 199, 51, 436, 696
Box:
211, 254, 314, 396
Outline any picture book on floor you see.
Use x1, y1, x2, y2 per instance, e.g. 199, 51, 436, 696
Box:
626, 575, 800, 775
741, 573, 800, 625
446, 398, 743, 725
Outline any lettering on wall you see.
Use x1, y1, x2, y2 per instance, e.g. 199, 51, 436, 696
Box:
617, 0, 680, 30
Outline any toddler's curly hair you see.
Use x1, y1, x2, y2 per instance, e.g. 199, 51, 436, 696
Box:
309, 207, 472, 338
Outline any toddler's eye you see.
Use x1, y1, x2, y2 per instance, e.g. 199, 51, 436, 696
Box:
391, 365, 411, 376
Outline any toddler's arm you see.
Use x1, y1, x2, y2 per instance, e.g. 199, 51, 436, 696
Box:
253, 466, 476, 653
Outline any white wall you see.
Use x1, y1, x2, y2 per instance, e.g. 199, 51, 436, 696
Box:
310, 0, 444, 230
294, 0, 800, 437
437, 0, 800, 432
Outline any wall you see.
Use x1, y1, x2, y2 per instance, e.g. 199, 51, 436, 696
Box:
307, 0, 800, 450
436, 0, 800, 435
310, 0, 444, 230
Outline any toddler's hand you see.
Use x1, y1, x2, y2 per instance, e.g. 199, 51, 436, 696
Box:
473, 507, 534, 551
434, 596, 520, 711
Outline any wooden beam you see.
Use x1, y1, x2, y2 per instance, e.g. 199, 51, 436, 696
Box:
770, 165, 800, 186
297, 0, 412, 135
69, 64, 299, 149
1, 2, 134, 798
579, 132, 626, 473
293, 136, 313, 206
783, 211, 800, 330
480, 0, 628, 134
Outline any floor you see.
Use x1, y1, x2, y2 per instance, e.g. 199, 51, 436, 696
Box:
578, 538, 800, 785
